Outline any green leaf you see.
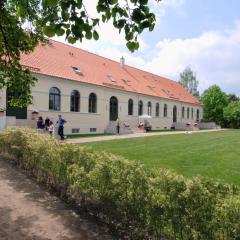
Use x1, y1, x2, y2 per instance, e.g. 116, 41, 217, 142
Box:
81, 11, 86, 17
139, 0, 148, 5
117, 19, 126, 29
125, 31, 134, 41
102, 15, 106, 22
46, 0, 58, 7
126, 41, 135, 52
140, 20, 151, 29
76, 0, 83, 8
149, 23, 155, 31
62, 11, 70, 21
93, 31, 99, 40
43, 26, 55, 37
56, 28, 65, 36
85, 31, 92, 40
68, 36, 77, 44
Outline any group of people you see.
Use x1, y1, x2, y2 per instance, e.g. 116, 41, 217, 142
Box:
115, 117, 152, 134
37, 115, 67, 140
37, 115, 150, 138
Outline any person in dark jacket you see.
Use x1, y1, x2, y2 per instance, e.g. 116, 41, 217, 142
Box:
37, 116, 45, 131
56, 115, 67, 140
44, 117, 50, 131
116, 117, 120, 134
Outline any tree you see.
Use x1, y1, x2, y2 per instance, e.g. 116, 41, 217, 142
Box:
201, 85, 228, 125
227, 93, 240, 103
0, 0, 160, 106
179, 67, 200, 98
224, 101, 240, 128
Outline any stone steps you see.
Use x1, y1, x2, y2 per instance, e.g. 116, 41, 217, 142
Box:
105, 121, 134, 134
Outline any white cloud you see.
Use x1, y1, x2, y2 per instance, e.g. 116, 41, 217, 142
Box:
146, 20, 240, 95
52, 2, 240, 96
150, 0, 185, 11
149, 0, 186, 28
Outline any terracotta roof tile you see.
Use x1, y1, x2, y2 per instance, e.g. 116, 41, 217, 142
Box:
20, 39, 201, 105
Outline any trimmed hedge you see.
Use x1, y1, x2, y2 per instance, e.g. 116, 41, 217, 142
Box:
0, 128, 240, 239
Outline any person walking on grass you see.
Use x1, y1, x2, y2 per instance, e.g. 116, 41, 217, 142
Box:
56, 115, 66, 140
116, 117, 120, 134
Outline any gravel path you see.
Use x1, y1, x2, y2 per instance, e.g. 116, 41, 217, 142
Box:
68, 129, 225, 144
0, 158, 111, 240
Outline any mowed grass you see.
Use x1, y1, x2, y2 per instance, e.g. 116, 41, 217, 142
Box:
83, 130, 240, 185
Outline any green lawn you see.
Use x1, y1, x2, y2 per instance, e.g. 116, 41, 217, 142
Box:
83, 130, 240, 185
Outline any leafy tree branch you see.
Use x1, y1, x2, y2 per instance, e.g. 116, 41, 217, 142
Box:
0, 0, 161, 106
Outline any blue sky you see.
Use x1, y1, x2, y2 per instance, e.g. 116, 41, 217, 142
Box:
54, 0, 240, 95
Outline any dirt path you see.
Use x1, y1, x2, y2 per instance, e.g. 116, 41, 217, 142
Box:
0, 158, 110, 240
68, 129, 225, 144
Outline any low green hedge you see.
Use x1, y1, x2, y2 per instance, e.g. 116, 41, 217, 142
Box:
0, 128, 240, 239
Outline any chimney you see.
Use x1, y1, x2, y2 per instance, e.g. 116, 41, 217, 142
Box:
120, 56, 125, 68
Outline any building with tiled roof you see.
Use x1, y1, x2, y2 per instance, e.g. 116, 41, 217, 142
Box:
0, 39, 203, 134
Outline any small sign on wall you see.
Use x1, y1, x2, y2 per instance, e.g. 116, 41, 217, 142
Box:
31, 110, 39, 120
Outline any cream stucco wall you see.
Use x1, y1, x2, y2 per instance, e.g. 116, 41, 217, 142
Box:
1, 73, 203, 134
0, 88, 6, 109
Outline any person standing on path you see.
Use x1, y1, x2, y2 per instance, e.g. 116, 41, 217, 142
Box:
37, 116, 45, 132
48, 121, 55, 136
45, 117, 50, 131
116, 117, 120, 134
56, 115, 66, 140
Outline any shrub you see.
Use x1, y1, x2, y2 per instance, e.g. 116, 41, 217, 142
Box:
214, 196, 240, 239
0, 128, 240, 239
224, 101, 240, 129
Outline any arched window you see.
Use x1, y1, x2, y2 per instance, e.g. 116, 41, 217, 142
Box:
196, 109, 200, 121
110, 96, 118, 121
164, 104, 168, 117
187, 108, 190, 119
173, 105, 177, 123
147, 101, 152, 116
88, 93, 97, 113
128, 99, 133, 115
156, 103, 160, 117
138, 100, 143, 116
49, 87, 61, 111
191, 108, 194, 119
182, 107, 185, 118
70, 90, 80, 112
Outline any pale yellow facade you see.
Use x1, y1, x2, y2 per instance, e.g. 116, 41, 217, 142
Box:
0, 73, 203, 134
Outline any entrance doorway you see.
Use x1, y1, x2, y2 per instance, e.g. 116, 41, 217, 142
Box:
109, 96, 118, 121
173, 106, 177, 123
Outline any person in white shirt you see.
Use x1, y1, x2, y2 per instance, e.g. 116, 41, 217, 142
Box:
48, 121, 55, 136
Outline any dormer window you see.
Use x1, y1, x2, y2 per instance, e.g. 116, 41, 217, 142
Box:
72, 66, 82, 75
107, 75, 116, 83
162, 89, 170, 96
148, 86, 155, 91
122, 79, 130, 86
